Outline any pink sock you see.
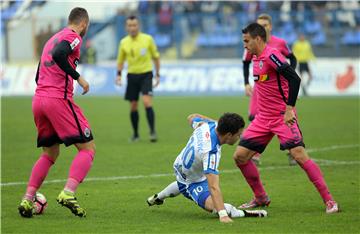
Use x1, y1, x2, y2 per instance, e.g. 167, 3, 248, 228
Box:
236, 160, 267, 198
301, 159, 333, 203
65, 149, 94, 193
24, 154, 55, 200
64, 178, 79, 194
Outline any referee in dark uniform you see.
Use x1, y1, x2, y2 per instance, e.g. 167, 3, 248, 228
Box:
115, 15, 160, 142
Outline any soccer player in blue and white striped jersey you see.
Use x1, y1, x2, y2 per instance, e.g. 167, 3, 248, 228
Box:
147, 113, 267, 223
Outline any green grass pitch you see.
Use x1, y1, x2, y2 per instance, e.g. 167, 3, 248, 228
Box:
1, 96, 359, 233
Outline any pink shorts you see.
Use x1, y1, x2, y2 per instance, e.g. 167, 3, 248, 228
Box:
239, 114, 305, 153
32, 96, 93, 147
248, 85, 258, 121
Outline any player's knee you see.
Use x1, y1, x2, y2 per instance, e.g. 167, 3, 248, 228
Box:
43, 145, 60, 160
290, 146, 308, 163
203, 195, 214, 212
233, 151, 247, 165
76, 141, 96, 155
143, 98, 152, 107
87, 142, 96, 155
130, 102, 138, 111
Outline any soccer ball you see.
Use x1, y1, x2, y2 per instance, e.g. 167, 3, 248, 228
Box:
33, 192, 48, 215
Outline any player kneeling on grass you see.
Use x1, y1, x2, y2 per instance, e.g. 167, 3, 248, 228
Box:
147, 113, 267, 223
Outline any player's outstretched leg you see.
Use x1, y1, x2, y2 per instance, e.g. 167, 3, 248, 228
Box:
223, 203, 267, 218
292, 147, 339, 214
57, 190, 86, 217
147, 181, 180, 206
18, 199, 34, 218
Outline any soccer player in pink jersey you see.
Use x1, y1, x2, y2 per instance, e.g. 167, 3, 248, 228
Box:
233, 23, 339, 214
18, 7, 94, 218
243, 14, 297, 166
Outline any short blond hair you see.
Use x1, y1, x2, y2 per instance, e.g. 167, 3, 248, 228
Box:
257, 13, 272, 25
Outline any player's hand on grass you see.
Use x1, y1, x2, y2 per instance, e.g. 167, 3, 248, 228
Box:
115, 75, 122, 86
219, 216, 233, 223
77, 76, 89, 95
153, 74, 160, 88
245, 84, 253, 97
284, 106, 296, 127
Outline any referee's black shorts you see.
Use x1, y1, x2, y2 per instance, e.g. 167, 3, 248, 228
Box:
125, 71, 153, 101
299, 62, 310, 74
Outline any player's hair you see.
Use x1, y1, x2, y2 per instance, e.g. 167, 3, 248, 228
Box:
217, 113, 245, 135
257, 13, 272, 25
127, 15, 138, 21
68, 7, 89, 25
242, 23, 267, 42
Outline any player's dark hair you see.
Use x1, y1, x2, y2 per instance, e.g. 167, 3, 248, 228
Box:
127, 15, 138, 21
68, 7, 89, 25
257, 13, 272, 25
242, 23, 267, 42
217, 113, 245, 135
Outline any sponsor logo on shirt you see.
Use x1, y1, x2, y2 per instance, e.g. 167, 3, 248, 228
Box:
253, 74, 269, 82
70, 38, 80, 50
259, 74, 269, 82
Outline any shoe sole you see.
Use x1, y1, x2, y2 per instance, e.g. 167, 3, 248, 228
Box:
244, 210, 268, 218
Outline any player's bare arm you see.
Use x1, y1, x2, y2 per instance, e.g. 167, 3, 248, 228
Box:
153, 57, 160, 88
187, 113, 215, 126
245, 84, 253, 97
284, 105, 296, 126
205, 173, 233, 223
77, 76, 89, 95
115, 63, 124, 86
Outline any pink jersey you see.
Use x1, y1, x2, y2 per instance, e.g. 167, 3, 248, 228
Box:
35, 28, 82, 99
253, 45, 289, 118
243, 35, 291, 62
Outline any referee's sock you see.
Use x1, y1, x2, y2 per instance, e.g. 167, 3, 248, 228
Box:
145, 107, 155, 134
130, 110, 139, 137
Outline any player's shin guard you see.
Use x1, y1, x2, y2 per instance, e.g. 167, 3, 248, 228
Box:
157, 181, 180, 200
25, 154, 55, 200
65, 149, 94, 193
236, 160, 267, 198
301, 159, 333, 202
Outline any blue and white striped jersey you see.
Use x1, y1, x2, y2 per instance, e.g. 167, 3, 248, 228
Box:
173, 117, 221, 185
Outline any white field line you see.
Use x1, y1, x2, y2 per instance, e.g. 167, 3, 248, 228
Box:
1, 144, 359, 187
